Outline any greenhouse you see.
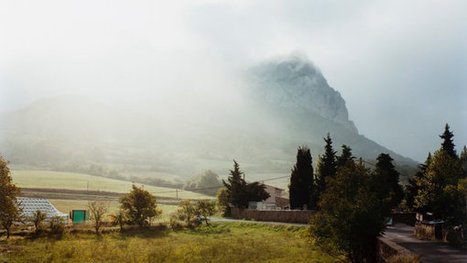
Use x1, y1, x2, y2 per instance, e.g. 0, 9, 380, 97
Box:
17, 198, 68, 223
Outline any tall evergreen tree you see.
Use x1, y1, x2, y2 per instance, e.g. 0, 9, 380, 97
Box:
222, 160, 269, 209
440, 123, 457, 158
289, 146, 314, 209
374, 153, 403, 209
223, 160, 247, 208
415, 150, 465, 223
336, 144, 354, 168
460, 146, 467, 178
460, 146, 467, 162
405, 152, 431, 210
315, 133, 337, 206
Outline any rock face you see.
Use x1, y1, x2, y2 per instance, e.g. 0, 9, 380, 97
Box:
245, 55, 416, 168
248, 56, 358, 133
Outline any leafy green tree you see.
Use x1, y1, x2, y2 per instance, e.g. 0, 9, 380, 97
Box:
440, 123, 457, 159
415, 149, 465, 223
0, 156, 21, 239
245, 182, 270, 204
183, 170, 223, 196
289, 146, 314, 209
119, 184, 161, 227
222, 160, 269, 209
374, 153, 403, 209
195, 200, 216, 225
314, 133, 337, 206
309, 159, 392, 262
216, 188, 230, 216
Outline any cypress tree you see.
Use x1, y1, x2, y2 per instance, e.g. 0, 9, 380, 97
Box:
460, 146, 467, 178
315, 133, 337, 206
460, 146, 467, 161
440, 123, 457, 158
223, 160, 247, 208
336, 144, 354, 168
374, 153, 403, 209
289, 146, 314, 210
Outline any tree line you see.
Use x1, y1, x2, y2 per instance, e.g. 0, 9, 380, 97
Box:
295, 124, 466, 262
405, 124, 467, 224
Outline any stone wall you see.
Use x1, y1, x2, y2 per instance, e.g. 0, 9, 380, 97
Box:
230, 208, 315, 224
377, 236, 418, 262
414, 222, 443, 240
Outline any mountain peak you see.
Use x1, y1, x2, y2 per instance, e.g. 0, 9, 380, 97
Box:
248, 56, 358, 133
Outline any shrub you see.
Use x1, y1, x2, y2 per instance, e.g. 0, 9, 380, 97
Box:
176, 200, 197, 227
29, 210, 47, 233
169, 217, 184, 230
195, 200, 216, 225
49, 216, 65, 235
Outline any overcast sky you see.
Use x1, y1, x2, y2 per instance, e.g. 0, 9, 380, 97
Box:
0, 0, 466, 162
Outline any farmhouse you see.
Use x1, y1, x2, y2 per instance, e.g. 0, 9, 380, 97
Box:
249, 184, 289, 210
18, 198, 68, 223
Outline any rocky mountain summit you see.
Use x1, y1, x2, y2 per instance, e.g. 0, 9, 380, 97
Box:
247, 56, 357, 133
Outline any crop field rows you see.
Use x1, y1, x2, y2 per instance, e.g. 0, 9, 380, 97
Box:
12, 170, 214, 200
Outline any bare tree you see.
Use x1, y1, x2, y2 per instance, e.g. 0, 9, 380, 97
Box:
87, 201, 108, 234
29, 210, 47, 233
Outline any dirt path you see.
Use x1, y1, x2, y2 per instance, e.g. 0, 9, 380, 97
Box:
384, 223, 467, 263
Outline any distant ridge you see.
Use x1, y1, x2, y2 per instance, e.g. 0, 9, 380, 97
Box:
0, 56, 417, 182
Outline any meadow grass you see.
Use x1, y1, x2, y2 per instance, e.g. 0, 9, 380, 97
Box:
12, 170, 212, 200
0, 223, 337, 263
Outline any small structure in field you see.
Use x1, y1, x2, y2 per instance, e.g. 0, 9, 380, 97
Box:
70, 210, 89, 224
18, 198, 68, 223
249, 184, 289, 210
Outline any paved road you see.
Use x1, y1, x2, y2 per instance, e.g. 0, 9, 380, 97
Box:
384, 224, 467, 263
210, 217, 307, 226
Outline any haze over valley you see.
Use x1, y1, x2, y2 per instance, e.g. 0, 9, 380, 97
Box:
0, 56, 418, 187
1, 0, 466, 188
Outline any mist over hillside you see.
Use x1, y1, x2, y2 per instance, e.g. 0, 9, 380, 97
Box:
0, 56, 417, 183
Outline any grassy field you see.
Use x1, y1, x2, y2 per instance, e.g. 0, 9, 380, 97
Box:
49, 199, 178, 221
0, 223, 337, 263
12, 170, 212, 200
